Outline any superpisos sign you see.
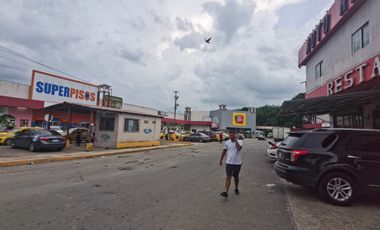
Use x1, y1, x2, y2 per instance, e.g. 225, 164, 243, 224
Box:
30, 70, 98, 106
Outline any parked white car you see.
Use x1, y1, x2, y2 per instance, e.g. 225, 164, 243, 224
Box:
49, 126, 65, 136
266, 141, 281, 160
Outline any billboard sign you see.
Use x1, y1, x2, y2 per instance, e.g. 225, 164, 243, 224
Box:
232, 112, 247, 127
103, 95, 123, 109
30, 70, 98, 106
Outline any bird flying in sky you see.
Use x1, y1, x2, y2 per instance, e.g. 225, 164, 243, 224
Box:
204, 37, 212, 43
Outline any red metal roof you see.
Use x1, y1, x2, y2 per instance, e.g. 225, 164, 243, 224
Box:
0, 95, 44, 109
162, 118, 211, 126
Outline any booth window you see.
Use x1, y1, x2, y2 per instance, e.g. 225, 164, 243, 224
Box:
315, 61, 323, 80
352, 22, 369, 53
125, 119, 139, 132
100, 117, 115, 131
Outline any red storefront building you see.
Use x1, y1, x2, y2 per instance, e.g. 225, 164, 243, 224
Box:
0, 80, 44, 129
281, 0, 380, 129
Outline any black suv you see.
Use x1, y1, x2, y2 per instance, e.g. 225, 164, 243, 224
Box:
274, 128, 380, 206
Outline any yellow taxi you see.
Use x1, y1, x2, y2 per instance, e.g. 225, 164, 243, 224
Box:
0, 127, 41, 146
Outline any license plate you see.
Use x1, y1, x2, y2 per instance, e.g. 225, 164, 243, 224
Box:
52, 139, 59, 143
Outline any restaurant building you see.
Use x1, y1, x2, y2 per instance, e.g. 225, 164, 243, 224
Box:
280, 0, 380, 129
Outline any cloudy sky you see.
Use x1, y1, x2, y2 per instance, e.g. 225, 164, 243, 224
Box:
0, 0, 333, 112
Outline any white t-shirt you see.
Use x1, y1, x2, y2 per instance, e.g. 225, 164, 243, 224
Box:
224, 139, 243, 165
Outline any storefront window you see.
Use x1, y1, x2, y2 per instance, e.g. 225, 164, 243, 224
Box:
335, 114, 363, 128
124, 119, 139, 132
373, 111, 380, 129
100, 117, 115, 131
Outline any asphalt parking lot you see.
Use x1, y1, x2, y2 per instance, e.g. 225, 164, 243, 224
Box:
0, 145, 90, 158
0, 139, 379, 230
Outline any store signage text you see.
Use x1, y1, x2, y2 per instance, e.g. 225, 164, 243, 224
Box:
306, 54, 380, 99
327, 56, 380, 95
31, 70, 99, 106
300, 0, 362, 66
35, 81, 96, 101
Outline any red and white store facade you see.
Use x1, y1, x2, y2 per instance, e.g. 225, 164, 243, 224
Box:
0, 80, 44, 129
282, 0, 380, 129
0, 70, 99, 129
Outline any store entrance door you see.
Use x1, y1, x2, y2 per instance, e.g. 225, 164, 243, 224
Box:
373, 111, 380, 129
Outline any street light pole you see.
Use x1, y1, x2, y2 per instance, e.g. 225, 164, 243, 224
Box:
174, 91, 179, 121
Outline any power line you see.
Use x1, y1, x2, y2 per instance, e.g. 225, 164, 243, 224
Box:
0, 44, 89, 83
0, 54, 36, 69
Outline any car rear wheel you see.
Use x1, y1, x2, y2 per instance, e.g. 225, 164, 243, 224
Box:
318, 172, 358, 206
10, 140, 16, 149
5, 139, 12, 146
29, 143, 37, 152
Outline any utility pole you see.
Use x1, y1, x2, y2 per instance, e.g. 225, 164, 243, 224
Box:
174, 91, 179, 121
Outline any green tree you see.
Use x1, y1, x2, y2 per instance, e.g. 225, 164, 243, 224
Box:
256, 93, 305, 128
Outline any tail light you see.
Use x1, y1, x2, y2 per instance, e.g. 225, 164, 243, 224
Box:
39, 137, 49, 141
290, 150, 309, 162
270, 144, 278, 149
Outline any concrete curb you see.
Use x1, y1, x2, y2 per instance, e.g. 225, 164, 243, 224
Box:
0, 142, 192, 167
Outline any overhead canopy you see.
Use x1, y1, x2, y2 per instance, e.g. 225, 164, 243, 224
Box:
279, 90, 380, 116
43, 102, 162, 118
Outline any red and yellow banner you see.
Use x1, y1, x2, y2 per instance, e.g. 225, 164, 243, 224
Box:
232, 113, 246, 127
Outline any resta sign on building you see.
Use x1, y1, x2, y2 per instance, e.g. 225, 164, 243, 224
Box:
30, 70, 98, 106
306, 54, 380, 98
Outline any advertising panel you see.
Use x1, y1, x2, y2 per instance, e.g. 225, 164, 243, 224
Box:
103, 95, 123, 109
232, 112, 247, 127
30, 70, 98, 106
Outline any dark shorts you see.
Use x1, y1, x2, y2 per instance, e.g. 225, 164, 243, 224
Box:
225, 164, 241, 178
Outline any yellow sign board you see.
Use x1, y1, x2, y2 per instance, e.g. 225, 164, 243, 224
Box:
232, 113, 247, 126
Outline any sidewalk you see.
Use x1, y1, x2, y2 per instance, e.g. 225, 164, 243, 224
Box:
0, 142, 192, 167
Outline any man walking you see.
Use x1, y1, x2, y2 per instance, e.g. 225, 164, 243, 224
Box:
219, 131, 243, 198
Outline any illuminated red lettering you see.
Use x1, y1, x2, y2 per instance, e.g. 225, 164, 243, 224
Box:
90, 92, 96, 101
78, 90, 84, 99
70, 88, 76, 97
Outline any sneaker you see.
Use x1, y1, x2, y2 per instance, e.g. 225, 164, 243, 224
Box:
235, 189, 239, 195
220, 192, 228, 198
